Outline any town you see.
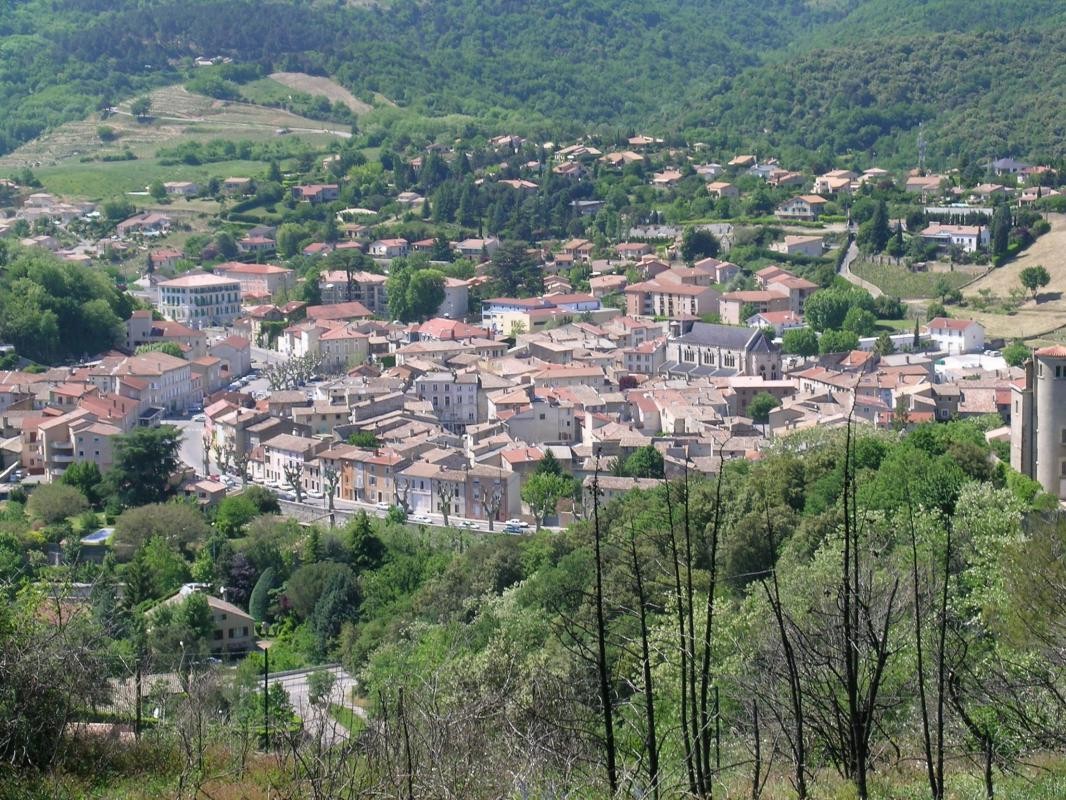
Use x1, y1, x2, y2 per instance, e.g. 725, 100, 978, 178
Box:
1, 139, 1062, 531
1, 1, 1065, 795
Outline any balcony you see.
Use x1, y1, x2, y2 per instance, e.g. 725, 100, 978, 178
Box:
51, 454, 74, 463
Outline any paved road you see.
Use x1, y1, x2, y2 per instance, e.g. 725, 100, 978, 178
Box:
837, 240, 883, 298
171, 418, 207, 474
269, 665, 363, 742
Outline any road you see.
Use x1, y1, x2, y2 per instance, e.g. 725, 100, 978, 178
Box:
172, 418, 207, 474
269, 665, 363, 742
837, 240, 883, 298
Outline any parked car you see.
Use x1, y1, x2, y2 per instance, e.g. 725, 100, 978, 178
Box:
504, 524, 524, 534
375, 501, 391, 511
191, 413, 206, 422
412, 513, 431, 524
505, 518, 529, 528
460, 520, 478, 529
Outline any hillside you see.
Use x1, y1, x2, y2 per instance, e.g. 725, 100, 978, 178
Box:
0, 0, 1063, 165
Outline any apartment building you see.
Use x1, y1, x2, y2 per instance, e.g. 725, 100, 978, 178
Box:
157, 273, 242, 327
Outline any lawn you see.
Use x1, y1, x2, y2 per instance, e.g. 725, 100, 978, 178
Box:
851, 260, 975, 299
239, 78, 296, 106
329, 703, 365, 734
37, 158, 265, 201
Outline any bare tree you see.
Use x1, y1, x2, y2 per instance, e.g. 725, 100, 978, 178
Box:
201, 429, 213, 477
589, 456, 618, 794
323, 465, 340, 526
283, 462, 305, 504
435, 480, 454, 528
477, 479, 503, 531
231, 447, 251, 486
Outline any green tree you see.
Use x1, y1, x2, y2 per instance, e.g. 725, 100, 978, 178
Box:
347, 431, 381, 448
148, 180, 167, 202
747, 391, 781, 424
535, 449, 563, 477
284, 561, 356, 621
991, 203, 1011, 258
139, 536, 190, 599
622, 445, 665, 479
490, 240, 542, 297
856, 199, 890, 253
215, 231, 238, 259
113, 502, 210, 556
135, 341, 184, 359
874, 331, 896, 355
679, 227, 720, 262
782, 327, 819, 356
248, 566, 277, 622
388, 261, 449, 323
130, 96, 151, 120
242, 484, 280, 514
842, 306, 877, 336
276, 223, 305, 258
1019, 265, 1050, 299
346, 512, 385, 572
804, 286, 875, 331
27, 483, 88, 525
521, 472, 572, 531
60, 461, 103, 508
818, 328, 860, 354
103, 426, 181, 508
1002, 340, 1030, 367
215, 494, 259, 538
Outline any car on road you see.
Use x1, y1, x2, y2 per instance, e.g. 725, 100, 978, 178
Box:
411, 513, 431, 524
504, 523, 524, 534
375, 501, 391, 511
306, 490, 323, 500
460, 520, 478, 529
191, 413, 206, 422
277, 490, 296, 501
505, 518, 529, 528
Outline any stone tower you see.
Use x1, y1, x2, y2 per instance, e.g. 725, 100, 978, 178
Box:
1011, 345, 1066, 501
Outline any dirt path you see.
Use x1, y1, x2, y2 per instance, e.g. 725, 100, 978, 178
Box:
270, 72, 373, 114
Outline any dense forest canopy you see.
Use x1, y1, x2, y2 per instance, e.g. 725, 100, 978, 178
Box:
0, 0, 1063, 164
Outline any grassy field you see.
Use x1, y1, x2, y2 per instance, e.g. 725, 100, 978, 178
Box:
0, 84, 349, 186
36, 159, 264, 201
239, 77, 298, 106
851, 260, 976, 299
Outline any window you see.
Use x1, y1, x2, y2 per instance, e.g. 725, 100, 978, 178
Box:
213, 630, 223, 640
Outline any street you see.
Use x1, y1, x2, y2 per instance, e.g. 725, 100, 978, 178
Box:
269, 665, 363, 743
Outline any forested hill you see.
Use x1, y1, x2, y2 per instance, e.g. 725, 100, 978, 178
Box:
1, 0, 1063, 163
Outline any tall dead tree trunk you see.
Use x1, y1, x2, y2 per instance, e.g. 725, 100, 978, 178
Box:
591, 458, 618, 795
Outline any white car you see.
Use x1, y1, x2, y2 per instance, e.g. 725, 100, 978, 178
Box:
191, 413, 206, 422
505, 518, 529, 528
460, 520, 478, 529
306, 490, 323, 499
375, 501, 391, 511
412, 514, 431, 524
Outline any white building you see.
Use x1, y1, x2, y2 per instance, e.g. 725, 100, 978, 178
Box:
414, 371, 479, 432
919, 224, 989, 253
924, 318, 985, 355
157, 273, 242, 327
